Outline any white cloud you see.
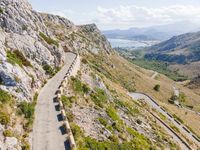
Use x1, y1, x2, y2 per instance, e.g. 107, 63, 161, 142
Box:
95, 5, 200, 29
48, 5, 200, 30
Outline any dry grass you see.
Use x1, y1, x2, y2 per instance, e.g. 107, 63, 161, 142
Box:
91, 53, 200, 137
162, 103, 200, 136
169, 61, 200, 78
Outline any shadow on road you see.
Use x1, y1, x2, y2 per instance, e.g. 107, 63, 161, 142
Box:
53, 97, 57, 103
64, 140, 71, 150
59, 125, 67, 135
55, 104, 60, 111
57, 114, 63, 122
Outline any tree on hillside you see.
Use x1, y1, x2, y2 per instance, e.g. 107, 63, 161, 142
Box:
153, 84, 160, 92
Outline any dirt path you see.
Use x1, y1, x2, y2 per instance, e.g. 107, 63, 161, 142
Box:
129, 92, 200, 149
32, 52, 76, 150
151, 71, 158, 79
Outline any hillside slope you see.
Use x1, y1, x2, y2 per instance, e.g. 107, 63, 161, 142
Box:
146, 31, 200, 63
144, 31, 200, 78
0, 0, 199, 149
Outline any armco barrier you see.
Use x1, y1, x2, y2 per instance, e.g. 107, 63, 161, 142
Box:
56, 53, 79, 149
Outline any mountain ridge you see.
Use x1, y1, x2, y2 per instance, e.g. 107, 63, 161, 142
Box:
103, 21, 200, 41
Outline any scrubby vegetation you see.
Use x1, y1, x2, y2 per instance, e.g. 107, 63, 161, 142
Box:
168, 92, 186, 104
70, 122, 152, 150
39, 32, 59, 47
43, 64, 55, 76
178, 92, 186, 103
88, 56, 136, 92
3, 129, 14, 137
106, 107, 120, 121
61, 95, 74, 108
172, 114, 184, 124
7, 50, 32, 67
126, 127, 151, 149
154, 84, 160, 92
91, 88, 108, 107
0, 89, 12, 126
71, 77, 90, 94
98, 117, 108, 127
132, 59, 187, 81
0, 7, 3, 14
0, 111, 10, 125
0, 89, 12, 103
18, 100, 36, 131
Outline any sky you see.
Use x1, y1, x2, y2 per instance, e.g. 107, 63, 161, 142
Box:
28, 0, 200, 30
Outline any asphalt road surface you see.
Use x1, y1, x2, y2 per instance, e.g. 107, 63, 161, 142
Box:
32, 52, 76, 150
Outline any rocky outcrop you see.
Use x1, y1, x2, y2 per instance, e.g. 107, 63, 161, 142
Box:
0, 0, 114, 149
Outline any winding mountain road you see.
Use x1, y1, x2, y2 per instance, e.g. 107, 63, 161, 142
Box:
32, 52, 76, 150
129, 92, 200, 149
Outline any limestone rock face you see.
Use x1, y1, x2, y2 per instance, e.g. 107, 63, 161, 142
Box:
0, 0, 113, 149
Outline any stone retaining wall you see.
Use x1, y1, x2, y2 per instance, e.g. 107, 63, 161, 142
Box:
56, 53, 80, 150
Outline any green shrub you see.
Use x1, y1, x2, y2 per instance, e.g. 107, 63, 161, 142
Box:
0, 111, 10, 125
126, 127, 151, 149
83, 136, 146, 150
66, 111, 74, 122
72, 77, 83, 92
109, 135, 119, 143
0, 8, 3, 14
179, 92, 186, 102
82, 84, 90, 94
33, 93, 38, 105
172, 114, 184, 124
18, 102, 35, 119
3, 129, 13, 137
7, 50, 31, 67
61, 95, 73, 108
168, 94, 178, 104
91, 88, 108, 107
21, 140, 30, 150
98, 117, 108, 127
43, 64, 55, 76
186, 105, 194, 109
115, 99, 139, 116
154, 84, 160, 92
39, 32, 59, 47
71, 77, 90, 94
70, 123, 84, 141
170, 125, 180, 133
112, 121, 124, 132
106, 107, 120, 121
0, 89, 12, 103
81, 58, 88, 64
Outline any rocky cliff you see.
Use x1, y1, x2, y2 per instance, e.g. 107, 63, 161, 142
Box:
0, 0, 113, 149
0, 0, 112, 102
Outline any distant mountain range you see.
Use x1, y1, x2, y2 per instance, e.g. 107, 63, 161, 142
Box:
145, 31, 200, 64
103, 21, 200, 41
